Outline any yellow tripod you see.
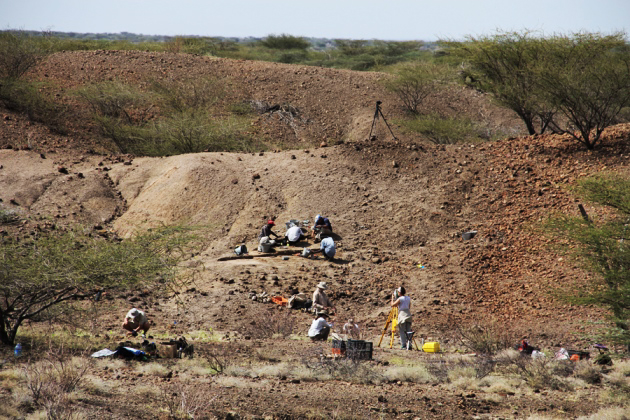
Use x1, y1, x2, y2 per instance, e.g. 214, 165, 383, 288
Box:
377, 306, 420, 350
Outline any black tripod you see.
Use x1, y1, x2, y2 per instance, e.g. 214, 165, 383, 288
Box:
368, 100, 397, 141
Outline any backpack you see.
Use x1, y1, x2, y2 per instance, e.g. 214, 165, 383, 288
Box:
234, 244, 248, 256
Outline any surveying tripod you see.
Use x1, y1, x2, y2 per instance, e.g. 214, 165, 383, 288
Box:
377, 306, 420, 350
368, 100, 398, 141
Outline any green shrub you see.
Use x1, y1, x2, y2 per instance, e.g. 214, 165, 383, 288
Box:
277, 50, 308, 64
93, 115, 158, 154
0, 31, 47, 79
384, 61, 452, 114
149, 77, 225, 113
260, 34, 310, 50
156, 111, 248, 154
0, 207, 20, 224
0, 79, 66, 133
96, 112, 261, 156
227, 101, 255, 116
400, 113, 481, 144
164, 37, 215, 55
75, 81, 152, 123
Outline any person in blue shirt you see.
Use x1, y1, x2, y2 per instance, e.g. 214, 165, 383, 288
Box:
314, 237, 336, 260
313, 214, 333, 232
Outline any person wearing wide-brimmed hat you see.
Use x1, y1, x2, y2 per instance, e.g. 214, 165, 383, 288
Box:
308, 311, 332, 341
312, 281, 334, 314
122, 308, 151, 337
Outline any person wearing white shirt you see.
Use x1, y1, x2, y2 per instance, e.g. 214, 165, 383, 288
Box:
308, 313, 332, 341
391, 286, 413, 350
285, 225, 305, 244
122, 308, 150, 337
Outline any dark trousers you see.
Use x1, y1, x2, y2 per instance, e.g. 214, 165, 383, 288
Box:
310, 326, 330, 341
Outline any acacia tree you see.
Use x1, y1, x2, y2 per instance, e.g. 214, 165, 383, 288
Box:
535, 33, 630, 149
0, 227, 196, 346
0, 30, 48, 79
384, 61, 450, 114
447, 31, 630, 148
446, 31, 555, 135
546, 175, 630, 350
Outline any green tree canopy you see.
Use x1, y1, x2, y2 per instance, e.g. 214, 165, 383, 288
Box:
260, 34, 310, 50
546, 174, 630, 350
446, 31, 630, 149
0, 227, 197, 346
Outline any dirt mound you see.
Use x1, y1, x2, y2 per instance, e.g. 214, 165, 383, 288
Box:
0, 50, 523, 153
2, 49, 629, 350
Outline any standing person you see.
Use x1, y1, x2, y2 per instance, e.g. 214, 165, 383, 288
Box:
391, 287, 412, 350
122, 308, 151, 337
308, 312, 332, 341
312, 282, 334, 313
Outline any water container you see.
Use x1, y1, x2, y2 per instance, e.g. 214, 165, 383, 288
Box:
14, 343, 22, 357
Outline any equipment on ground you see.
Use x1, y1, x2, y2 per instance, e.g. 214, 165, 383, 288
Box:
368, 101, 397, 141
377, 306, 420, 350
422, 342, 441, 353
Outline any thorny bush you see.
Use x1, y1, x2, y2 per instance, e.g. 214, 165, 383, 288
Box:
240, 309, 297, 340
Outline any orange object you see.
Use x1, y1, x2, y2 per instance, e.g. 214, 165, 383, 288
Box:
570, 354, 580, 362
271, 296, 288, 306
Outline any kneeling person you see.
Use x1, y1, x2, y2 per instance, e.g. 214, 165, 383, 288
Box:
122, 308, 151, 337
315, 237, 336, 260
308, 312, 332, 341
285, 225, 305, 245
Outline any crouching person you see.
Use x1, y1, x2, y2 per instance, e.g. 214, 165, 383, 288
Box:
122, 308, 151, 337
308, 312, 332, 341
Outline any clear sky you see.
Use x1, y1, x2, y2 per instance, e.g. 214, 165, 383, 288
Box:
3, 0, 629, 41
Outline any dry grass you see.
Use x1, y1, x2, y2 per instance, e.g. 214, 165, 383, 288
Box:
132, 384, 160, 398
383, 365, 433, 383
135, 362, 169, 377
0, 402, 21, 419
93, 358, 126, 371
478, 375, 523, 394
0, 368, 23, 392
213, 376, 268, 388
81, 375, 113, 396
576, 406, 630, 420
159, 381, 216, 419
573, 360, 602, 384
174, 357, 215, 377
447, 366, 479, 390
612, 359, 630, 377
